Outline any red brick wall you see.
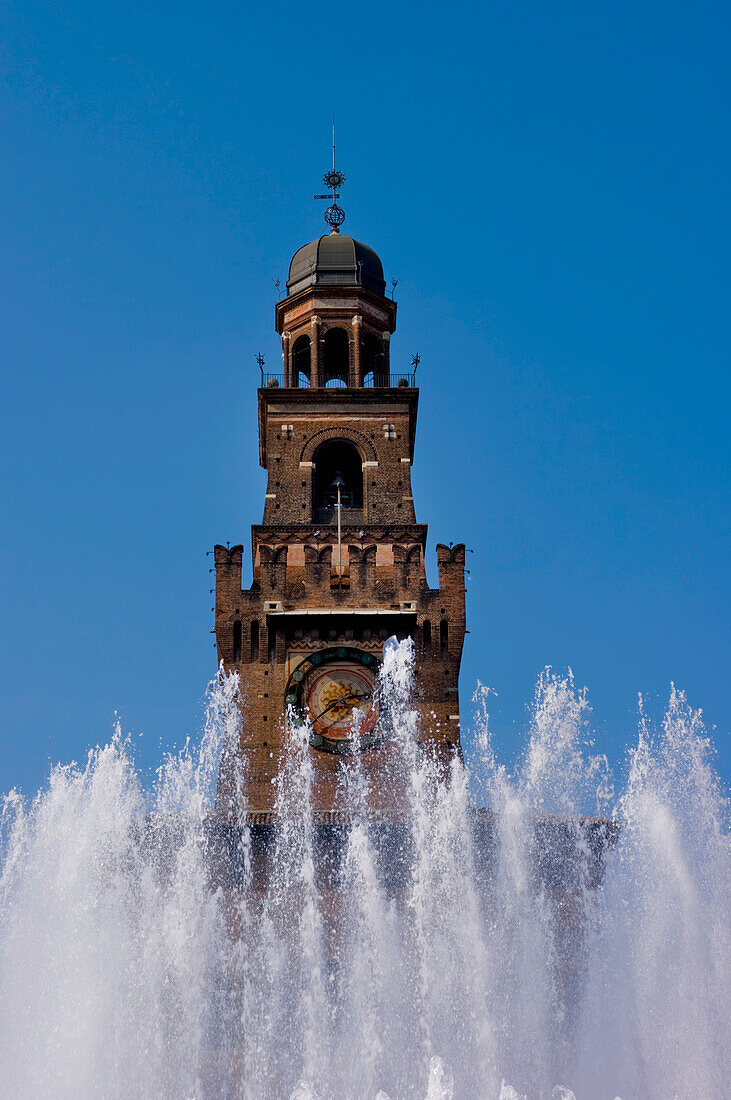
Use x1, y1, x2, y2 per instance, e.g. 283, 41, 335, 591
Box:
215, 285, 465, 815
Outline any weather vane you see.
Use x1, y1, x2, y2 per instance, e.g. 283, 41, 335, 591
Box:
314, 115, 346, 233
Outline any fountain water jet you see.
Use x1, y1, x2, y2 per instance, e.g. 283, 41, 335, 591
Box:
0, 643, 728, 1099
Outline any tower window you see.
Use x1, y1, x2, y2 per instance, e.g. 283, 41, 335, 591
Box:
233, 620, 242, 662
440, 620, 449, 653
323, 328, 349, 387
313, 439, 363, 514
423, 620, 432, 650
250, 620, 259, 661
383, 423, 396, 440
362, 332, 386, 386
292, 335, 311, 387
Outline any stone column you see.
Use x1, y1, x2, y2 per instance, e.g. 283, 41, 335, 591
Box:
282, 331, 291, 386
352, 314, 362, 387
310, 316, 321, 387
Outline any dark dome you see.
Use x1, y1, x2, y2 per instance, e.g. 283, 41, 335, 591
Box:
287, 233, 386, 297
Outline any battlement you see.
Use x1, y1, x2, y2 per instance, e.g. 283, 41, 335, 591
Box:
214, 538, 465, 666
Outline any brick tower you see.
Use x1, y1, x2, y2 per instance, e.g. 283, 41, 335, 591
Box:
214, 178, 466, 814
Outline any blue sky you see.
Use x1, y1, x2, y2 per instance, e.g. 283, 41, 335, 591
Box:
2, 0, 729, 797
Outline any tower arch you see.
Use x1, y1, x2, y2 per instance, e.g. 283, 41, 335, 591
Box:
300, 426, 377, 466
361, 330, 388, 386
312, 438, 364, 517
291, 334, 311, 387
322, 327, 350, 387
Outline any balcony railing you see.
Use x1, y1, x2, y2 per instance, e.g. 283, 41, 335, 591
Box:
260, 372, 417, 389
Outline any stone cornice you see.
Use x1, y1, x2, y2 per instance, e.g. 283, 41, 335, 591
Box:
275, 284, 397, 334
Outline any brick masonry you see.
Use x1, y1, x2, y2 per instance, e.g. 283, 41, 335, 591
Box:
215, 269, 466, 814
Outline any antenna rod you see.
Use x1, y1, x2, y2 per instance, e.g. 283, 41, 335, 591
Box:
337, 479, 342, 588
316, 122, 346, 232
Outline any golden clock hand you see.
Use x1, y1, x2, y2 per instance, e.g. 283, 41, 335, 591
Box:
310, 691, 372, 727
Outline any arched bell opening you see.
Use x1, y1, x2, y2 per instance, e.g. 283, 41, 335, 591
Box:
323, 328, 350, 387
292, 335, 311, 388
361, 332, 380, 387
312, 438, 364, 521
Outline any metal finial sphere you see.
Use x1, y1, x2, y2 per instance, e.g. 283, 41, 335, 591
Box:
325, 202, 345, 230
323, 169, 346, 189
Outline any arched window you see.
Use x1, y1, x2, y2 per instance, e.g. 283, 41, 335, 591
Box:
361, 332, 379, 387
362, 331, 388, 386
313, 439, 363, 516
292, 335, 311, 388
250, 620, 259, 661
323, 328, 349, 387
440, 620, 449, 653
233, 620, 242, 662
423, 619, 432, 651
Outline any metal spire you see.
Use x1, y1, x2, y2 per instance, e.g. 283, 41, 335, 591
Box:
314, 113, 346, 233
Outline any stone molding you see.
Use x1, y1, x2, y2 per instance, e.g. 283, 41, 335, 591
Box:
299, 425, 378, 464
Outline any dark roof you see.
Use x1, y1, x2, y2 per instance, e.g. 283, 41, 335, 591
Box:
287, 233, 386, 297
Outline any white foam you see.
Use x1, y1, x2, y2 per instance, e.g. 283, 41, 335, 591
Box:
0, 650, 727, 1098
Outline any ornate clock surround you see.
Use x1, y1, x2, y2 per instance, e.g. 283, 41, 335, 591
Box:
284, 646, 384, 754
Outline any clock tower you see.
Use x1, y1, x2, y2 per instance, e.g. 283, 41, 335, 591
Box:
214, 171, 466, 814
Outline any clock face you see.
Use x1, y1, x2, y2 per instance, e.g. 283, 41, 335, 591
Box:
305, 662, 378, 739
285, 647, 382, 752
